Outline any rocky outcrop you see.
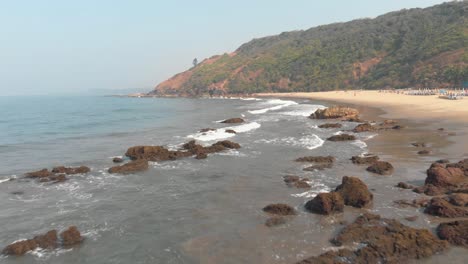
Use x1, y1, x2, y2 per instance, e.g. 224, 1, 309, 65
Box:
108, 159, 149, 174
304, 192, 344, 215
2, 226, 83, 256
262, 204, 296, 216
25, 166, 90, 184
297, 213, 448, 264
221, 118, 244, 124
437, 220, 468, 247
424, 195, 468, 218
318, 123, 342, 129
351, 155, 379, 165
310, 106, 359, 120
414, 160, 468, 195
366, 161, 394, 175
352, 123, 375, 133
25, 169, 52, 178
327, 134, 356, 141
51, 166, 90, 175
295, 156, 335, 163
335, 176, 373, 208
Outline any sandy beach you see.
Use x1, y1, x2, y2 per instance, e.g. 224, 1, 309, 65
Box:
256, 91, 468, 122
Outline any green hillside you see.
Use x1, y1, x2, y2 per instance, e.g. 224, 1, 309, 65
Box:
151, 1, 468, 97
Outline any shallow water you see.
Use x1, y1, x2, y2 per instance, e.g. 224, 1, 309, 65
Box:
0, 96, 465, 263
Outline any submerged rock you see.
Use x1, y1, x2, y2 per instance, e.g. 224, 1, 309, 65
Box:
225, 129, 236, 134
309, 106, 359, 120
2, 230, 58, 256
437, 220, 468, 247
51, 166, 90, 175
108, 159, 149, 174
112, 157, 124, 163
411, 142, 427, 147
366, 161, 394, 175
318, 123, 342, 129
199, 128, 216, 132
305, 192, 344, 215
418, 149, 432, 155
327, 134, 356, 142
295, 156, 335, 163
303, 163, 333, 171
335, 176, 373, 208
220, 118, 244, 124
262, 203, 296, 216
265, 217, 287, 227
396, 182, 414, 189
60, 226, 83, 246
351, 155, 379, 165
25, 169, 52, 178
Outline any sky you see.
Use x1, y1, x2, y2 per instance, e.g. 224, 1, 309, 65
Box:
0, 0, 448, 96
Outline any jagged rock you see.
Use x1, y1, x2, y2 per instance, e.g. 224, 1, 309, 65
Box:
413, 184, 446, 196
108, 159, 149, 174
297, 213, 448, 264
335, 176, 373, 208
327, 134, 356, 141
225, 129, 236, 134
303, 163, 333, 171
418, 150, 432, 155
318, 123, 342, 129
425, 162, 465, 188
265, 217, 287, 227
262, 204, 296, 216
2, 230, 58, 256
437, 220, 468, 247
25, 169, 52, 178
295, 156, 335, 163
424, 197, 468, 218
51, 166, 90, 175
366, 161, 394, 175
60, 226, 83, 246
221, 118, 244, 124
352, 123, 375, 133
351, 155, 379, 165
309, 106, 359, 120
396, 182, 414, 189
304, 192, 344, 215
112, 157, 124, 163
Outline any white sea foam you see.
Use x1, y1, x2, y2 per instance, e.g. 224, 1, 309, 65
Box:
239, 97, 262, 101
187, 122, 261, 142
255, 134, 324, 150
248, 99, 298, 114
352, 140, 367, 149
291, 182, 331, 198
280, 104, 326, 117
0, 178, 10, 184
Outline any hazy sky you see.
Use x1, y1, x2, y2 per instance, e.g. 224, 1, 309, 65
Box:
0, 0, 447, 95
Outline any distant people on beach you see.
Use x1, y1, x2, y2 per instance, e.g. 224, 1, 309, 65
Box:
377, 88, 465, 100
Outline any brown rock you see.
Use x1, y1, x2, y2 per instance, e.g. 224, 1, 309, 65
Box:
211, 140, 241, 149
265, 217, 287, 227
366, 161, 394, 175
220, 118, 244, 124
392, 125, 405, 130
411, 142, 427, 147
195, 153, 208, 159
112, 157, 124, 163
225, 129, 236, 134
335, 176, 373, 208
283, 175, 300, 183
49, 174, 68, 183
295, 156, 335, 163
418, 150, 432, 155
125, 145, 189, 161
304, 192, 344, 215
425, 162, 465, 188
262, 203, 296, 216
2, 230, 58, 256
352, 123, 375, 133
199, 128, 216, 132
309, 106, 359, 120
396, 182, 414, 189
60, 226, 83, 246
448, 193, 468, 206
318, 123, 342, 129
51, 166, 90, 175
108, 159, 149, 174
351, 155, 379, 165
293, 180, 311, 189
327, 134, 356, 142
437, 220, 468, 247
424, 197, 468, 218
25, 169, 52, 178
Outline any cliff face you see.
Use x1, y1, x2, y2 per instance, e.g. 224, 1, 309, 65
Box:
151, 2, 468, 97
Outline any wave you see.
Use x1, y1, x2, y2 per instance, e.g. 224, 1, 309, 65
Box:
291, 181, 331, 198
248, 99, 298, 114
187, 122, 261, 142
255, 134, 324, 150
280, 104, 326, 117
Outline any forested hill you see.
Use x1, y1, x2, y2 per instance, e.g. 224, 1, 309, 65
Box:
150, 1, 467, 97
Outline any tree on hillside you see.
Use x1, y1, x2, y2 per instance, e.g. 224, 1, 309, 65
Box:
193, 58, 198, 67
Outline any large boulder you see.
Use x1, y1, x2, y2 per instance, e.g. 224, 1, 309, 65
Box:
366, 161, 394, 175
437, 220, 468, 247
304, 192, 344, 215
262, 203, 296, 216
310, 106, 359, 120
108, 159, 149, 174
60, 226, 83, 246
352, 123, 375, 133
351, 155, 379, 165
295, 156, 335, 163
297, 213, 448, 264
426, 162, 465, 187
2, 230, 58, 256
327, 134, 356, 142
220, 118, 244, 124
51, 166, 90, 175
335, 176, 373, 208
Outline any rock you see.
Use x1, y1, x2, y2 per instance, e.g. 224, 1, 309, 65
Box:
25, 169, 52, 178
405, 215, 418, 222
309, 106, 359, 120
396, 182, 414, 189
195, 153, 208, 159
304, 192, 344, 215
220, 118, 244, 124
413, 184, 446, 196
394, 198, 429, 208
335, 176, 373, 208
351, 155, 379, 165
283, 175, 300, 183
366, 161, 394, 175
211, 140, 240, 149
60, 226, 83, 246
436, 159, 450, 164
424, 197, 468, 218
295, 156, 335, 163
303, 163, 333, 171
418, 150, 432, 155
225, 129, 236, 134
318, 123, 342, 129
438, 128, 445, 131
125, 145, 190, 161
199, 128, 216, 132
382, 119, 397, 125
345, 116, 365, 122
411, 142, 427, 147
293, 180, 311, 188
11, 191, 24, 195
282, 176, 311, 188
448, 132, 457, 136
327, 134, 356, 142
112, 157, 124, 163
437, 220, 468, 247
352, 123, 375, 133
265, 217, 287, 227
392, 125, 405, 130
425, 162, 465, 188
448, 193, 468, 206
51, 166, 90, 175
2, 230, 58, 256
298, 213, 448, 264
49, 174, 67, 183
262, 203, 296, 216
108, 159, 149, 174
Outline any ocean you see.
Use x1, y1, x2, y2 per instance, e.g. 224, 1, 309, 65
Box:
0, 96, 381, 263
